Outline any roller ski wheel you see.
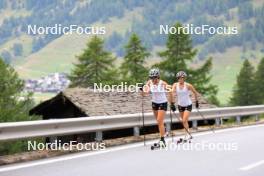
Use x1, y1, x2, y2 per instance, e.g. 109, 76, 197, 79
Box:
183, 136, 192, 143
177, 137, 192, 144
176, 138, 183, 144
153, 142, 159, 147
151, 141, 166, 150
187, 136, 193, 143
182, 139, 191, 143
150, 143, 160, 150
151, 144, 159, 150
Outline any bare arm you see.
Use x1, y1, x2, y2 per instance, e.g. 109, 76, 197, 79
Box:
141, 80, 151, 96
169, 83, 176, 104
162, 81, 171, 92
187, 83, 198, 101
161, 81, 172, 101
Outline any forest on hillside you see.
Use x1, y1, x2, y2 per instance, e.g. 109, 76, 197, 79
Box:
0, 0, 264, 63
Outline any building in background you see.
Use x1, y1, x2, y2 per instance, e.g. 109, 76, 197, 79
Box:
24, 73, 70, 93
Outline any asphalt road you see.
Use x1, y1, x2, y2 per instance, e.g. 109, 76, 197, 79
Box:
1, 124, 264, 176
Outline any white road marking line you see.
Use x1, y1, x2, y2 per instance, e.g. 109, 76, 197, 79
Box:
239, 160, 264, 171
0, 124, 263, 173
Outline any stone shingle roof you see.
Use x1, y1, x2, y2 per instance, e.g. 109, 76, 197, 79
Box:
30, 88, 216, 117
60, 88, 216, 116
63, 88, 153, 116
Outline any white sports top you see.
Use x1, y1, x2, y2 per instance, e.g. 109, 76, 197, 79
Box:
176, 83, 192, 106
149, 80, 167, 104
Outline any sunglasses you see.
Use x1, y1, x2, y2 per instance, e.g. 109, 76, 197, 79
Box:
150, 76, 158, 80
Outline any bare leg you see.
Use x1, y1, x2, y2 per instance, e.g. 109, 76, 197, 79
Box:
182, 111, 191, 137
156, 110, 166, 137
153, 110, 158, 120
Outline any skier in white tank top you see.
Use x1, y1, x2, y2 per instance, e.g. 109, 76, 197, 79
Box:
170, 71, 199, 140
141, 68, 171, 147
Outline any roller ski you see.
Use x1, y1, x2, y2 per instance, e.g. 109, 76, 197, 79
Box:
151, 139, 166, 150
176, 136, 192, 144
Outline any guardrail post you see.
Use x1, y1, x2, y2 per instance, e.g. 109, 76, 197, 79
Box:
236, 116, 241, 124
133, 126, 140, 137
95, 131, 103, 142
255, 115, 259, 122
165, 123, 171, 132
49, 136, 57, 143
215, 118, 221, 126
192, 120, 198, 130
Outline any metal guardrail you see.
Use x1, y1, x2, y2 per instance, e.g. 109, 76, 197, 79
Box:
0, 105, 263, 141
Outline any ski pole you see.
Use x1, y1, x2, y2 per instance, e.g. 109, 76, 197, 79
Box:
141, 94, 146, 146
196, 108, 215, 133
172, 111, 193, 138
170, 109, 173, 141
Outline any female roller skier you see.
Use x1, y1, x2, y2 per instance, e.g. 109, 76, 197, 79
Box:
141, 68, 171, 148
170, 71, 199, 142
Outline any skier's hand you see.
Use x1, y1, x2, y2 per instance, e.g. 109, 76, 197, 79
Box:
170, 103, 176, 112
195, 100, 199, 109
138, 83, 144, 91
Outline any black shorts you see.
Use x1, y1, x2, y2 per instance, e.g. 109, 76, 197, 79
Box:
178, 104, 192, 112
152, 102, 167, 111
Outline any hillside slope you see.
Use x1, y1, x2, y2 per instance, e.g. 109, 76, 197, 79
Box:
0, 0, 262, 104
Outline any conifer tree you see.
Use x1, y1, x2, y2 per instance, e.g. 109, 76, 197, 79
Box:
230, 59, 258, 105
69, 36, 117, 87
120, 33, 150, 84
254, 57, 264, 104
0, 58, 35, 154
